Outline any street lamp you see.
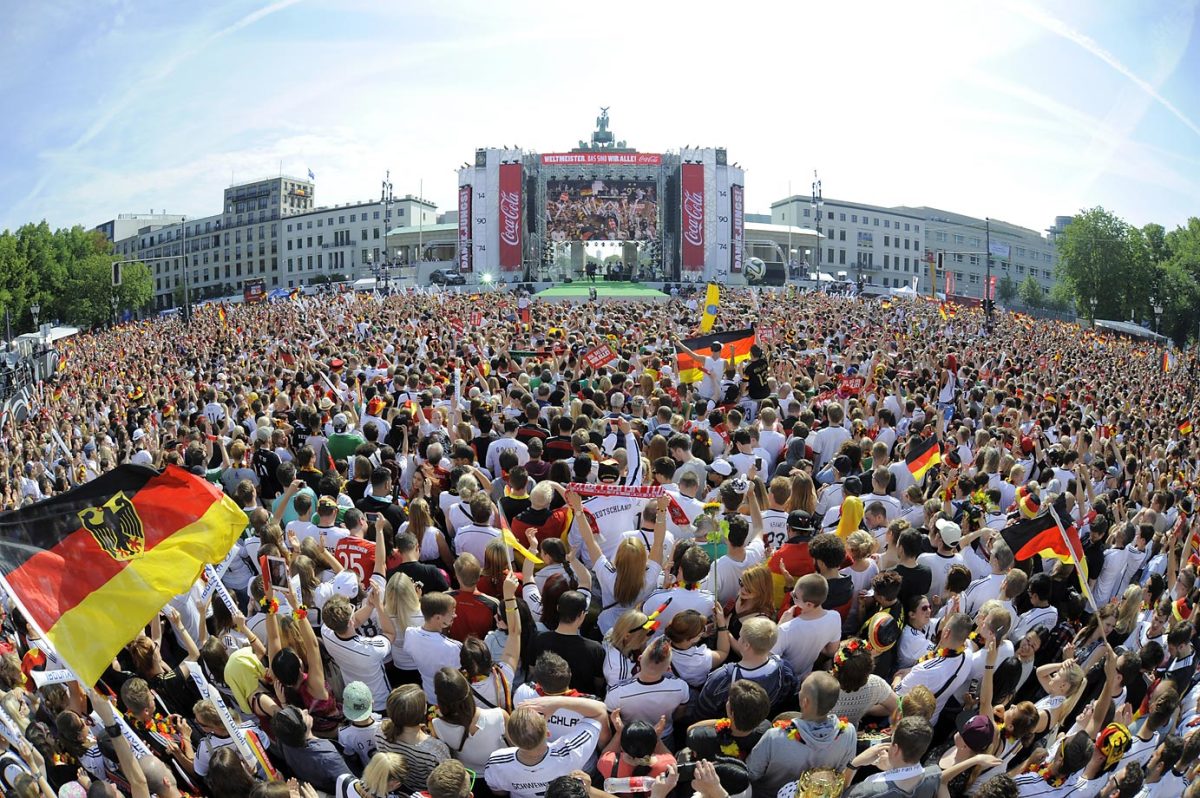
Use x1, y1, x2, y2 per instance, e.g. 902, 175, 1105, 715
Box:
1089, 296, 1097, 328
811, 172, 823, 278
1153, 300, 1163, 334
110, 294, 119, 326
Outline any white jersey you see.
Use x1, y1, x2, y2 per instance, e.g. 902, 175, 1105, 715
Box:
484, 719, 601, 798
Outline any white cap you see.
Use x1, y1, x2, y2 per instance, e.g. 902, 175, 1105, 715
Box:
331, 571, 359, 599
934, 518, 962, 546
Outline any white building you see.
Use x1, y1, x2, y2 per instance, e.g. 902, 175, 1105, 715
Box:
896, 207, 1060, 300
771, 197, 926, 289
94, 212, 186, 244
105, 177, 436, 309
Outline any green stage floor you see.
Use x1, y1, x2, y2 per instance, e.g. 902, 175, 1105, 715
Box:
536, 281, 668, 302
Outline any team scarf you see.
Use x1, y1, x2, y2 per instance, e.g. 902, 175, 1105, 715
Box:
566, 483, 690, 527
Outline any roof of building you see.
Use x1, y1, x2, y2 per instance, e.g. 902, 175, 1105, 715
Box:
745, 222, 823, 238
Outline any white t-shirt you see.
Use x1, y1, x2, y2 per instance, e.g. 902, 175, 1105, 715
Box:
432, 706, 508, 773
670, 644, 715, 688
484, 719, 601, 798
595, 554, 662, 634
640, 587, 715, 628
704, 544, 766, 606
772, 610, 842, 680
338, 717, 381, 768
897, 650, 972, 724
917, 551, 964, 600
321, 625, 392, 712
760, 509, 790, 551
604, 675, 691, 739
456, 523, 501, 564
404, 627, 464, 701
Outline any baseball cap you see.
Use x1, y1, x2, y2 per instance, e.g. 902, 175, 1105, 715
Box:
331, 571, 360, 600
708, 458, 734, 478
132, 428, 145, 442
342, 681, 374, 723
1106, 466, 1121, 478
597, 458, 620, 482
786, 509, 816, 534
332, 413, 349, 432
958, 714, 995, 753
934, 518, 962, 546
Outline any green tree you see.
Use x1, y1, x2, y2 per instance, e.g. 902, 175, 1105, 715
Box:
1047, 281, 1076, 313
1055, 207, 1134, 320
1019, 274, 1043, 308
997, 274, 1018, 304
0, 231, 35, 333
116, 261, 153, 314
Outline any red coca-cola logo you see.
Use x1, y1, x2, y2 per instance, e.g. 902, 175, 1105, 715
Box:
500, 191, 521, 246
682, 190, 704, 246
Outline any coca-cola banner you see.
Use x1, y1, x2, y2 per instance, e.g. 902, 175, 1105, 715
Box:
541, 152, 662, 165
731, 184, 744, 274
681, 163, 705, 272
458, 185, 472, 273
498, 163, 523, 272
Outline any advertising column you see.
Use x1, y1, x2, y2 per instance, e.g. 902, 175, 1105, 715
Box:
713, 165, 730, 284
731, 183, 744, 275
498, 163, 523, 273
680, 162, 705, 273
457, 185, 472, 273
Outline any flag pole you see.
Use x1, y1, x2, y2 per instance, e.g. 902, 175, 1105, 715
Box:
1047, 500, 1096, 611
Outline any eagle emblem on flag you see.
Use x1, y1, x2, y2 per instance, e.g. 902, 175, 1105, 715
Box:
78, 493, 145, 561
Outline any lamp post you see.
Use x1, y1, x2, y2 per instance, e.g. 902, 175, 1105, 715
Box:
29, 303, 40, 353
1089, 296, 1097, 328
110, 294, 119, 327
1153, 300, 1163, 335
811, 172, 822, 279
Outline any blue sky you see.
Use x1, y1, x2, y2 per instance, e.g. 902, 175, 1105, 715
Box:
1, 0, 1198, 236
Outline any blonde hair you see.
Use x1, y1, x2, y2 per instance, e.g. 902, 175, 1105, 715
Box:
612, 537, 649, 606
738, 617, 778, 653
846, 530, 876, 560
788, 473, 817, 514
605, 610, 649, 657
506, 706, 548, 749
407, 498, 433, 536
363, 752, 407, 797
482, 538, 509, 583
1115, 585, 1144, 636
384, 572, 421, 627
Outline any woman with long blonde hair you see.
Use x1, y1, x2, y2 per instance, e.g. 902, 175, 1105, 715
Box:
570, 491, 668, 634
603, 609, 649, 689
788, 472, 817, 514
477, 537, 510, 599
1112, 584, 1144, 643
727, 563, 776, 640
383, 572, 424, 683
399, 497, 452, 568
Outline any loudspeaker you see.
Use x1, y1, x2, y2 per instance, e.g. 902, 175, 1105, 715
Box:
762, 262, 787, 286
715, 148, 728, 166
475, 149, 487, 167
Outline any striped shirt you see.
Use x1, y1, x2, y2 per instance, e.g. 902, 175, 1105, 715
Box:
374, 733, 451, 795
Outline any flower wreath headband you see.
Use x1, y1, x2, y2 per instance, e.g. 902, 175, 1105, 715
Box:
832, 638, 864, 671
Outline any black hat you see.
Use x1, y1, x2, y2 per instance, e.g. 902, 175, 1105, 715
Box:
786, 510, 816, 535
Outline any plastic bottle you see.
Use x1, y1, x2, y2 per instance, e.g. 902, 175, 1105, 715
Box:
602, 777, 655, 794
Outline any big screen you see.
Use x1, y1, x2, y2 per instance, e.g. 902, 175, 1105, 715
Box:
545, 179, 659, 242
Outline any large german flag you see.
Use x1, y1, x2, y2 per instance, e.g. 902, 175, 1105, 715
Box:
904, 435, 941, 482
676, 328, 754, 384
0, 465, 247, 685
1000, 495, 1085, 576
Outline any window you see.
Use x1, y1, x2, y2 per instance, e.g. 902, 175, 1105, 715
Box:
839, 213, 846, 221
1016, 247, 1026, 257
373, 211, 380, 220
827, 248, 834, 262
904, 258, 910, 271
318, 254, 323, 269
884, 255, 890, 267
839, 250, 846, 264
884, 235, 890, 247
339, 216, 345, 224
885, 220, 891, 229
317, 235, 323, 246
883, 277, 890, 287
361, 229, 368, 241
852, 214, 858, 223
915, 225, 920, 233
398, 208, 405, 217
1016, 264, 1025, 274
317, 219, 323, 227
904, 223, 911, 231
287, 258, 293, 272
953, 253, 964, 263
307, 237, 312, 247
953, 234, 965, 244
373, 228, 380, 240
969, 274, 980, 283
969, 255, 979, 265
969, 237, 980, 247
803, 208, 811, 218
863, 216, 869, 224
904, 239, 910, 249
827, 211, 833, 220
874, 218, 879, 226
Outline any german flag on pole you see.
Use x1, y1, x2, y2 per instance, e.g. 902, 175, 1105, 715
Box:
1002, 495, 1092, 605
0, 465, 247, 685
1179, 418, 1193, 436
904, 435, 942, 482
699, 283, 720, 333
217, 305, 228, 326
676, 328, 755, 384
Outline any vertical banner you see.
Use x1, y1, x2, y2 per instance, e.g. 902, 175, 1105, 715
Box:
731, 184, 745, 274
458, 185, 473, 273
988, 274, 996, 300
680, 163, 705, 272
498, 163, 523, 272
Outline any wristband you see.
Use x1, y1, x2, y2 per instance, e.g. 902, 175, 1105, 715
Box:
716, 626, 728, 632
292, 605, 308, 621
105, 723, 121, 738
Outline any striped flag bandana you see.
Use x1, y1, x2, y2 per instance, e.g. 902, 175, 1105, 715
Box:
565, 483, 690, 527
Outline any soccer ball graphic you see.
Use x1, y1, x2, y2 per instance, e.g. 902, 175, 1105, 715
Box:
745, 257, 766, 282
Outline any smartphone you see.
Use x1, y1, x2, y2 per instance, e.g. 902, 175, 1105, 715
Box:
754, 456, 763, 471
366, 512, 380, 524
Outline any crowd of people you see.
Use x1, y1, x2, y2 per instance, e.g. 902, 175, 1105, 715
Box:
0, 284, 1197, 798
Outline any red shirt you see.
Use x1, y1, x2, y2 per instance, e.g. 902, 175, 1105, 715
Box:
333, 536, 375, 583
446, 590, 500, 642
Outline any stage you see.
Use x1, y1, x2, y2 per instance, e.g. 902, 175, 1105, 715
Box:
535, 281, 670, 303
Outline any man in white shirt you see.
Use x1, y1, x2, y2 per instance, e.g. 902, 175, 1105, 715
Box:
604, 637, 691, 740
455, 493, 502, 564
808, 403, 851, 469
896, 612, 973, 724
961, 539, 1014, 617
861, 467, 902, 521
485, 419, 530, 479
772, 575, 842, 680
319, 588, 396, 712
641, 545, 716, 627
403, 592, 463, 702
484, 696, 608, 798
1093, 524, 1134, 607
918, 519, 965, 600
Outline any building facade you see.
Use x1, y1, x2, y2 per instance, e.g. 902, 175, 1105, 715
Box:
94, 212, 186, 244
106, 177, 436, 309
896, 207, 1059, 300
771, 197, 926, 289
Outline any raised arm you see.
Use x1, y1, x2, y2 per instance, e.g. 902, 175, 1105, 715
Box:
567, 490, 604, 567
91, 691, 150, 798
650, 495, 669, 567
499, 572, 523, 672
